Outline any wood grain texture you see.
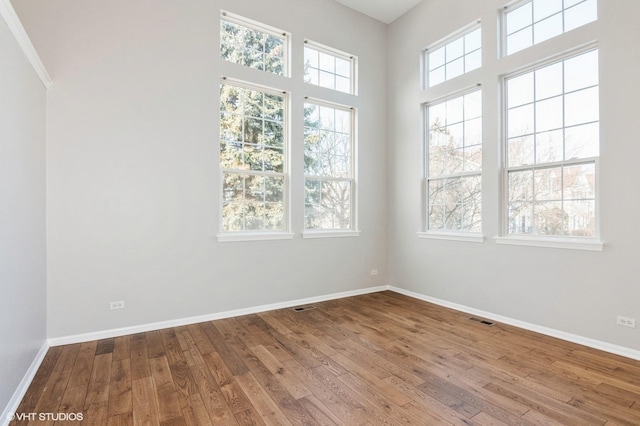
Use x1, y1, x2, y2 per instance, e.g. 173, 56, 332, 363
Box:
10, 291, 640, 425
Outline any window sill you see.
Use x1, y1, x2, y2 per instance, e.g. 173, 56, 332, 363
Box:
417, 232, 485, 243
217, 232, 295, 243
494, 236, 604, 251
302, 230, 361, 239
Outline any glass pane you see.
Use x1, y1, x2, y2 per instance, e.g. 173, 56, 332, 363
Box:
564, 50, 598, 92
428, 145, 448, 177
461, 175, 482, 232
464, 91, 482, 120
507, 27, 533, 55
304, 47, 318, 68
448, 147, 464, 175
563, 163, 595, 200
319, 71, 335, 90
263, 121, 283, 147
564, 0, 597, 32
464, 145, 482, 173
564, 200, 595, 236
565, 122, 599, 159
306, 69, 319, 85
446, 37, 464, 61
265, 36, 284, 57
335, 57, 351, 77
508, 135, 534, 167
535, 62, 563, 100
222, 202, 244, 231
429, 102, 446, 129
534, 13, 563, 44
509, 170, 534, 202
315, 180, 351, 230
264, 202, 284, 230
263, 94, 284, 121
533, 0, 562, 22
446, 57, 464, 80
465, 50, 482, 73
507, 3, 532, 35
564, 0, 583, 7
429, 46, 446, 70
335, 109, 351, 133
446, 96, 464, 124
508, 104, 535, 138
508, 202, 533, 234
447, 123, 464, 149
244, 89, 264, 118
535, 167, 562, 201
564, 86, 599, 126
535, 96, 563, 132
535, 201, 564, 235
336, 76, 350, 93
263, 147, 284, 172
464, 117, 482, 147
244, 144, 263, 171
220, 141, 244, 169
265, 56, 284, 76
264, 176, 284, 203
429, 67, 446, 87
222, 173, 244, 203
535, 129, 564, 163
428, 179, 446, 230
243, 118, 263, 144
508, 72, 534, 108
220, 112, 242, 142
444, 178, 463, 230
319, 52, 335, 73
319, 106, 335, 131
465, 28, 482, 53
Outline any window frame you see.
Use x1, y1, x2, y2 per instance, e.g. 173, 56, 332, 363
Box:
421, 87, 484, 239
423, 20, 482, 89
303, 40, 357, 95
498, 46, 603, 250
217, 78, 293, 241
501, 0, 598, 57
220, 11, 291, 77
302, 98, 359, 237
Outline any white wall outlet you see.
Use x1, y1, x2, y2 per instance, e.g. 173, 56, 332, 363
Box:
110, 300, 125, 310
616, 316, 636, 328
370, 269, 378, 276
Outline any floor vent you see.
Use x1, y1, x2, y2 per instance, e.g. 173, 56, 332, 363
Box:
292, 305, 316, 312
469, 317, 495, 327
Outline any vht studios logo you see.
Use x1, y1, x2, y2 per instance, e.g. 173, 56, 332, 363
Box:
8, 412, 84, 421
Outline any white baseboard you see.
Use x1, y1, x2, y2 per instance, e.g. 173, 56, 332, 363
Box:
388, 286, 640, 362
1, 341, 49, 426
48, 285, 390, 347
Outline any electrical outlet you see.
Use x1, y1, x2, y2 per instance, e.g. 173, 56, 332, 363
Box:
617, 316, 636, 328
110, 301, 125, 310
370, 269, 378, 276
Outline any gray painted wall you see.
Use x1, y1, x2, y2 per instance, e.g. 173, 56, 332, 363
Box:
387, 0, 640, 351
13, 0, 388, 338
0, 14, 47, 417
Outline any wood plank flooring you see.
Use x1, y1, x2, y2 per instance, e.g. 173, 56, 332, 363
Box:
10, 291, 640, 425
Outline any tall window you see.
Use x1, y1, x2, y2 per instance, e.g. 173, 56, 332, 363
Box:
505, 49, 599, 237
426, 24, 481, 87
505, 0, 597, 56
426, 90, 482, 232
304, 42, 356, 94
304, 101, 355, 231
220, 82, 287, 232
220, 13, 288, 76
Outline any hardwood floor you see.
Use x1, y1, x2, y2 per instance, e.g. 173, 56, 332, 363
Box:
10, 291, 640, 425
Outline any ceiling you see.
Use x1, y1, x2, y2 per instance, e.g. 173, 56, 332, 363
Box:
333, 0, 424, 24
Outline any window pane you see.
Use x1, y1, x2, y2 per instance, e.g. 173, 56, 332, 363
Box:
507, 3, 532, 35
565, 122, 599, 159
508, 203, 533, 234
429, 46, 446, 70
447, 123, 464, 149
319, 52, 335, 73
508, 104, 535, 138
564, 200, 595, 236
565, 50, 598, 92
461, 175, 482, 232
446, 57, 464, 80
535, 201, 564, 235
304, 44, 355, 94
535, 96, 563, 132
221, 18, 286, 76
535, 62, 563, 100
508, 135, 534, 167
446, 37, 464, 61
535, 167, 562, 201
465, 117, 482, 147
564, 0, 597, 32
509, 170, 534, 202
336, 76, 350, 93
507, 27, 533, 55
534, 13, 563, 44
563, 163, 595, 200
304, 180, 351, 230
319, 71, 335, 90
508, 73, 534, 107
536, 129, 564, 163
464, 91, 482, 119
564, 86, 599, 126
533, 0, 562, 21
465, 28, 482, 53
465, 50, 482, 73
429, 67, 446, 87
304, 47, 318, 68
429, 102, 446, 129
446, 97, 464, 124
335, 57, 351, 77
464, 145, 482, 173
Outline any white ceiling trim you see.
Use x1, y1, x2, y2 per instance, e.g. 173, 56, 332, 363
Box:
1, 0, 51, 88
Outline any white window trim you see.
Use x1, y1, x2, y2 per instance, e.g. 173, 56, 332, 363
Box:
423, 20, 482, 89
494, 236, 603, 251
417, 232, 485, 243
220, 10, 291, 77
303, 40, 358, 95
500, 46, 601, 244
218, 78, 291, 236
303, 98, 358, 234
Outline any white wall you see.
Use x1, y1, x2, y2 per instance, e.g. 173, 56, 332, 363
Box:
388, 0, 640, 351
13, 0, 388, 338
0, 13, 47, 416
